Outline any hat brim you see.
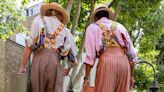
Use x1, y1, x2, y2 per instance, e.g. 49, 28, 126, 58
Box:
41, 3, 70, 25
90, 8, 113, 23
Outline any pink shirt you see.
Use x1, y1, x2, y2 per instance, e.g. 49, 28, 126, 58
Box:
84, 17, 137, 66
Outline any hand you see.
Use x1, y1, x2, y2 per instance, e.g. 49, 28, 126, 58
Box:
62, 68, 70, 76
130, 77, 134, 88
83, 79, 89, 86
19, 67, 26, 73
83, 76, 89, 86
71, 61, 77, 68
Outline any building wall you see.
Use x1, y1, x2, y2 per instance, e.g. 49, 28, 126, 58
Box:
0, 40, 6, 92
23, 2, 43, 17
28, 4, 41, 16
4, 40, 24, 92
0, 2, 41, 92
22, 13, 39, 31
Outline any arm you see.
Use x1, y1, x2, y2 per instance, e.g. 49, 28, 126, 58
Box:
66, 30, 78, 64
121, 25, 136, 87
84, 25, 97, 81
19, 47, 32, 73
19, 17, 39, 73
84, 64, 92, 85
129, 60, 134, 88
121, 31, 135, 78
129, 61, 134, 77
61, 29, 78, 76
124, 31, 136, 78
84, 64, 92, 79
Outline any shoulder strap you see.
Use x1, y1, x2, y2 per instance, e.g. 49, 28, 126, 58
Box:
110, 21, 118, 31
121, 33, 129, 50
41, 16, 48, 33
96, 21, 121, 47
40, 15, 65, 38
53, 23, 65, 37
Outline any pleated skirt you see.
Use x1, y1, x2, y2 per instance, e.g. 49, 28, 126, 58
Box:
29, 49, 63, 92
95, 47, 130, 92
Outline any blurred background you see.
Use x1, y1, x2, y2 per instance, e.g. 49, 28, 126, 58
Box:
0, 0, 163, 92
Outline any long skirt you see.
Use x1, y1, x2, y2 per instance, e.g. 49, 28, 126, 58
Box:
29, 49, 63, 92
95, 47, 130, 92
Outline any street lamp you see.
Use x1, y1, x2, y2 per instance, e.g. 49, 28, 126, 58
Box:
137, 61, 159, 92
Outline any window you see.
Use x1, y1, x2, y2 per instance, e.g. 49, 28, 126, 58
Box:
26, 9, 29, 16
30, 9, 33, 15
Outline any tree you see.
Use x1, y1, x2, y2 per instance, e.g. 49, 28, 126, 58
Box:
0, 0, 26, 40
156, 34, 164, 64
1, 0, 163, 91
70, 0, 81, 35
156, 32, 164, 92
66, 0, 73, 13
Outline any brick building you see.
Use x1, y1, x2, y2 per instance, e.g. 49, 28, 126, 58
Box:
0, 1, 43, 92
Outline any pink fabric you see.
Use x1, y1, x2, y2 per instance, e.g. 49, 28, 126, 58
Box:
84, 17, 137, 66
95, 47, 130, 92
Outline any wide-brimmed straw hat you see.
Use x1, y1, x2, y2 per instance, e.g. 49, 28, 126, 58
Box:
90, 4, 113, 22
40, 2, 70, 25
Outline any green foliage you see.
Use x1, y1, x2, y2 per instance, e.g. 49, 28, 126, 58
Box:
70, 1, 164, 91
157, 64, 164, 92
0, 0, 26, 40
0, 0, 163, 91
156, 34, 164, 50
134, 66, 152, 91
115, 0, 163, 44
94, 0, 164, 91
74, 1, 92, 48
139, 7, 164, 54
156, 33, 164, 91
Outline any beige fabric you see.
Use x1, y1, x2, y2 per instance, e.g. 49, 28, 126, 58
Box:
10, 73, 27, 92
90, 4, 114, 23
25, 16, 77, 56
30, 49, 63, 92
40, 2, 70, 24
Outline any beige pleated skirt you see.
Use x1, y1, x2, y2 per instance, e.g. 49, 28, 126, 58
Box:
29, 49, 63, 92
95, 47, 130, 92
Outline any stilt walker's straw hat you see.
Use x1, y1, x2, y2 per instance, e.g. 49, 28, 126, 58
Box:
41, 2, 70, 25
90, 4, 114, 22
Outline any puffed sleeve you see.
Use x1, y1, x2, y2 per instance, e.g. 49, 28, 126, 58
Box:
56, 27, 77, 59
25, 17, 39, 47
121, 25, 137, 62
84, 24, 97, 66
66, 30, 78, 56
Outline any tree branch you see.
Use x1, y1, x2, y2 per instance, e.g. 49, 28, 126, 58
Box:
66, 0, 73, 13
157, 51, 164, 64
70, 0, 81, 35
133, 29, 141, 46
76, 0, 95, 61
113, 2, 122, 20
